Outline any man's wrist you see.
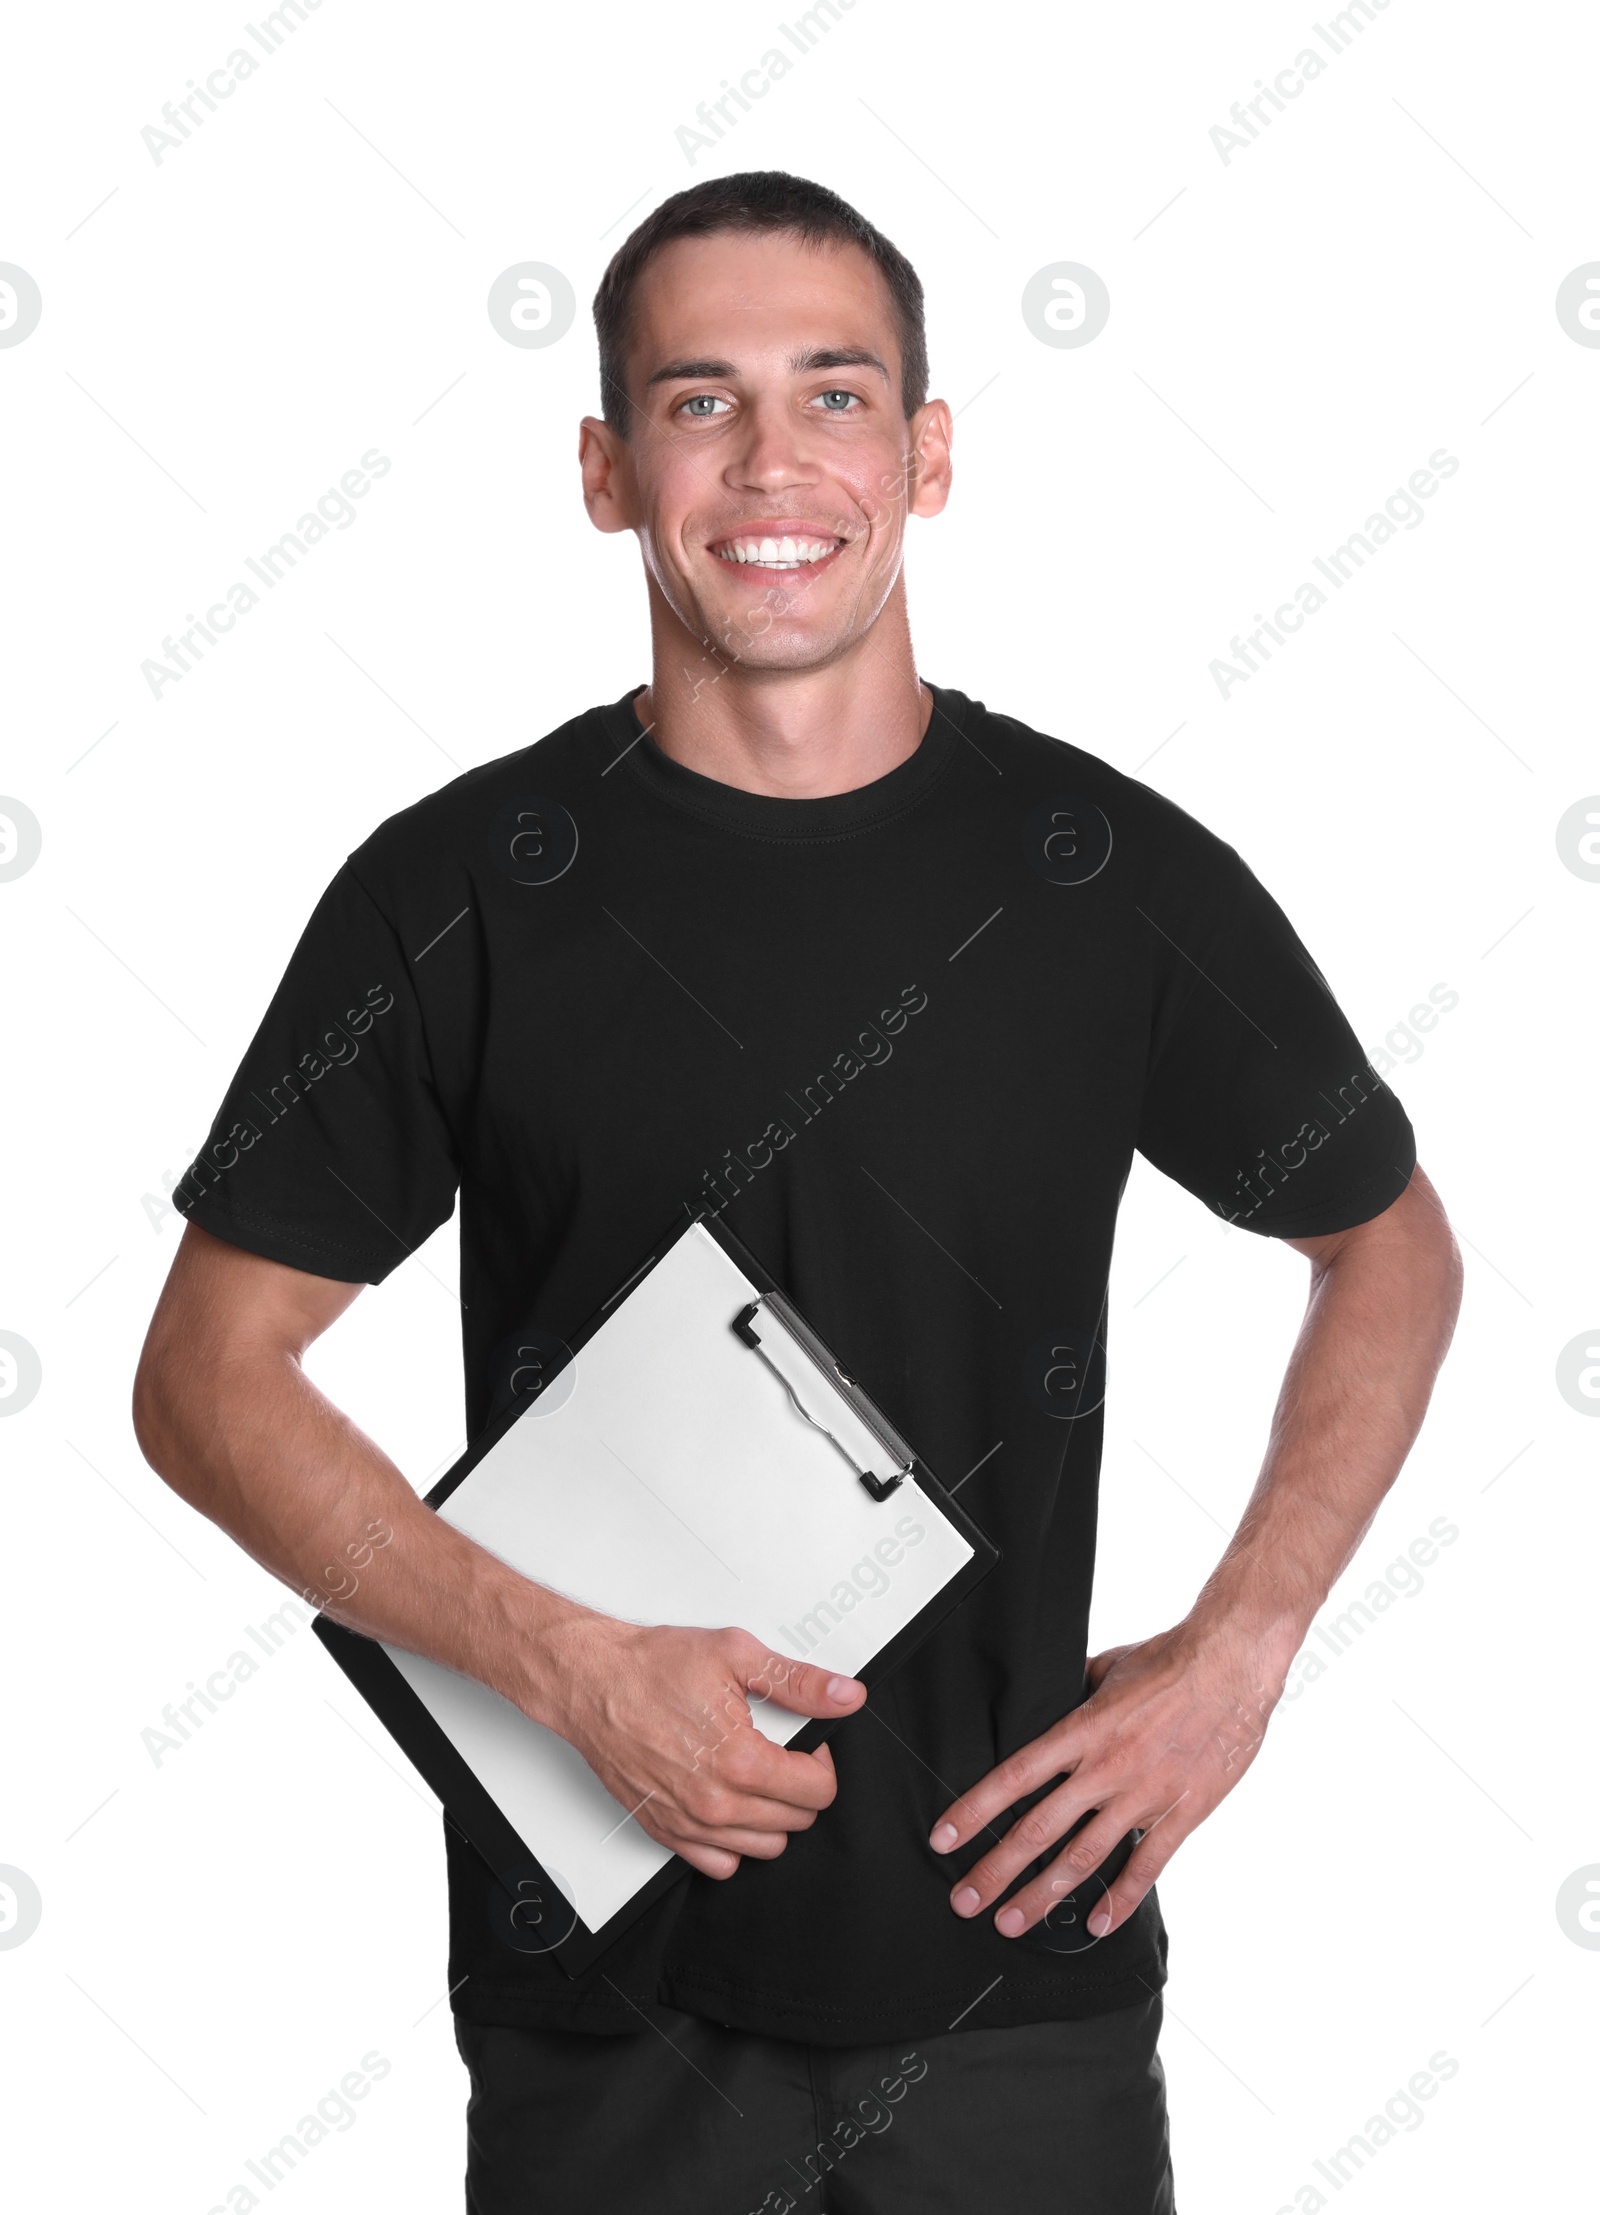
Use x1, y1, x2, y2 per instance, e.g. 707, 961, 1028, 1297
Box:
474, 1555, 610, 1734
1180, 1583, 1309, 1693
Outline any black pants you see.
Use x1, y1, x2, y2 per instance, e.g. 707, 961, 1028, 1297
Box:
455, 1995, 1175, 2214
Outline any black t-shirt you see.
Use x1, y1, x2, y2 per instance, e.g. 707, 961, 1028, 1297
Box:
176, 683, 1416, 2046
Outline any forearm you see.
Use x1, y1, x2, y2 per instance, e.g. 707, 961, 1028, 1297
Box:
1188, 1177, 1463, 1675
132, 1227, 857, 1878
935, 1174, 1463, 1936
134, 1342, 594, 1730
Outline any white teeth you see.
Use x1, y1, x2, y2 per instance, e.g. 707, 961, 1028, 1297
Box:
713, 535, 840, 567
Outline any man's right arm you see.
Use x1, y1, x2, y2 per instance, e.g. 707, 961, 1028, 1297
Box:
133, 1222, 861, 1878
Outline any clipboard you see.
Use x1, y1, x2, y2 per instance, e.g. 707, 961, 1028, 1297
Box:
312, 1210, 999, 1974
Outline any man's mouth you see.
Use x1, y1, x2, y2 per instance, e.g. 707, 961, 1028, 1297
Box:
708, 532, 846, 572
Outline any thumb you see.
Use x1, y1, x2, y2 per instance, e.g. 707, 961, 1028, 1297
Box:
742, 1645, 866, 1720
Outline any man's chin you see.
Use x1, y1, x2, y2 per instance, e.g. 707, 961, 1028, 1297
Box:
667, 591, 855, 673
701, 626, 860, 676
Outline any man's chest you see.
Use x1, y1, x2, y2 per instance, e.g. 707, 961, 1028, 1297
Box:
454, 861, 1151, 1262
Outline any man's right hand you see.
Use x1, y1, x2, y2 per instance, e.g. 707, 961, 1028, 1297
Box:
135, 1226, 864, 1884
543, 1618, 865, 1879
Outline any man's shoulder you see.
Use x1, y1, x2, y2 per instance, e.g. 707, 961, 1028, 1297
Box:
340, 695, 621, 896
958, 690, 1241, 880
369, 697, 610, 836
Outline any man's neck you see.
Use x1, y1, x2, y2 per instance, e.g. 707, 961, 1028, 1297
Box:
636, 597, 932, 799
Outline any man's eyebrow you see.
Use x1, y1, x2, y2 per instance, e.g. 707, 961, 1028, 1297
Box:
645, 358, 737, 388
790, 346, 890, 381
643, 346, 892, 390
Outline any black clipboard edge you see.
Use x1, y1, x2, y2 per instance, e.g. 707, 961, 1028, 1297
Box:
311, 1611, 693, 1975
310, 1203, 1000, 1979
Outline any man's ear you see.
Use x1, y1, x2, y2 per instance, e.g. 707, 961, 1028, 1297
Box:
579, 415, 636, 534
906, 398, 954, 521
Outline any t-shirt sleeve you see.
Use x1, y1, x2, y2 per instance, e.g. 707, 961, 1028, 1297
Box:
173, 863, 460, 1282
1135, 847, 1416, 1236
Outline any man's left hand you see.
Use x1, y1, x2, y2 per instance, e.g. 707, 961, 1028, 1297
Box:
929, 1620, 1290, 1938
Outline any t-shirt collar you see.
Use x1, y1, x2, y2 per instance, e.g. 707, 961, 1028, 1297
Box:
598, 682, 969, 841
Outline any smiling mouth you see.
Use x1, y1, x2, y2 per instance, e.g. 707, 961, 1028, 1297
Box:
709, 533, 846, 572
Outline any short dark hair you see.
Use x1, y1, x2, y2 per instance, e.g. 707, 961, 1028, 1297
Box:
592, 170, 928, 437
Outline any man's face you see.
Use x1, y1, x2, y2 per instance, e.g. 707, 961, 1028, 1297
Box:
585, 229, 949, 675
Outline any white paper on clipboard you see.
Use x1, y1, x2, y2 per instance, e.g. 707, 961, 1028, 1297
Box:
379, 1222, 976, 1937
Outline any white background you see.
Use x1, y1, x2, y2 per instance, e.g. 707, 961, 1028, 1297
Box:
2, 1, 1595, 2208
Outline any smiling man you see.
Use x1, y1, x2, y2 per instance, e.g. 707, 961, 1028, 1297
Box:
135, 173, 1461, 2213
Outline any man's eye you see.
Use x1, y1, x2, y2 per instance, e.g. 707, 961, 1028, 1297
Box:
813, 389, 861, 412
679, 394, 730, 418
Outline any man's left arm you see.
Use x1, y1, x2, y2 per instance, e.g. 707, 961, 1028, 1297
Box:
931, 1162, 1463, 1938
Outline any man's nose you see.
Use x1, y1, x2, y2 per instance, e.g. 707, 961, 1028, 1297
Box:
724, 396, 817, 491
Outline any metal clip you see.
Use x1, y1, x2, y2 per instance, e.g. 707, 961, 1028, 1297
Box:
733, 1296, 911, 1500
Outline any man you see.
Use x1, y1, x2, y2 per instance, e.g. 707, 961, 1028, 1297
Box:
134, 171, 1461, 2212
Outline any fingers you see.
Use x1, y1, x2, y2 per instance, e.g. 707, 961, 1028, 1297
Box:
646, 1786, 819, 1873
668, 1727, 837, 1856
698, 1717, 842, 1818
982, 1808, 1133, 1937
673, 1840, 740, 1880
694, 1637, 859, 1813
693, 1783, 827, 1841
954, 1802, 1188, 1941
741, 1640, 866, 1723
666, 1821, 798, 1863
942, 1776, 1099, 1923
1086, 1828, 1176, 1939
928, 1719, 1084, 1852
606, 1632, 863, 1879
656, 1784, 831, 1876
